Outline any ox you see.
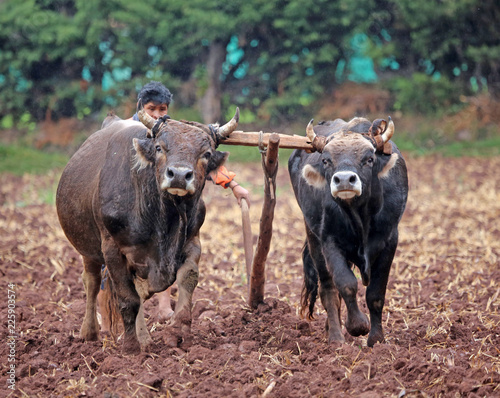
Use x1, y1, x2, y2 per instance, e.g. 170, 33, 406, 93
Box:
56, 109, 239, 353
288, 117, 408, 347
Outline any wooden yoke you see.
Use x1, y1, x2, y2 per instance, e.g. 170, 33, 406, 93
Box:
220, 131, 314, 151
248, 133, 280, 309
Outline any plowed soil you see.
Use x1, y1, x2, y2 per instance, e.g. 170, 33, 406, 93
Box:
1, 154, 499, 397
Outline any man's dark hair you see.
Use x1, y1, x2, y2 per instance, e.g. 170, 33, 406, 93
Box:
137, 81, 172, 106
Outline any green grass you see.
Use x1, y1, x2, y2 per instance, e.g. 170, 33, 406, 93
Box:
219, 144, 295, 163
394, 136, 500, 157
0, 144, 69, 175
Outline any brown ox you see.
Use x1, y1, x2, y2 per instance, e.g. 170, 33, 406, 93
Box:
56, 109, 239, 353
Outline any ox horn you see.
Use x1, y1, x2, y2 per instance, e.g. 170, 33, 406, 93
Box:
216, 107, 240, 140
138, 109, 156, 130
138, 109, 157, 138
306, 119, 326, 153
306, 119, 316, 143
381, 116, 395, 144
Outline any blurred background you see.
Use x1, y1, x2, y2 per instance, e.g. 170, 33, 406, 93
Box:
1, 0, 499, 167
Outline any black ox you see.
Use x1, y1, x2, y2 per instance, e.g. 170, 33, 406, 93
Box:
56, 109, 239, 353
288, 117, 408, 347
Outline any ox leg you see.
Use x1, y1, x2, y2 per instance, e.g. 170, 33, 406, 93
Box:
305, 227, 344, 343
319, 280, 344, 343
167, 236, 200, 347
113, 276, 141, 354
366, 237, 397, 347
133, 278, 153, 349
102, 240, 141, 354
135, 299, 153, 348
323, 238, 370, 338
157, 287, 175, 322
80, 257, 102, 341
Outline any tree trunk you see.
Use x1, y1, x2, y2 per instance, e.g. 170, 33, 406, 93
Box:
200, 41, 225, 124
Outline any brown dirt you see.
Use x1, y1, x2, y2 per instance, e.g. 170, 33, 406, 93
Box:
1, 155, 499, 397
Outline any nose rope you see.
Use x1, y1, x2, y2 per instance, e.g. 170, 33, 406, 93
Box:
207, 124, 221, 148
151, 115, 171, 138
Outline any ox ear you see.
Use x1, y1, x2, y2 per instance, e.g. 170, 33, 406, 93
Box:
302, 164, 327, 189
133, 138, 155, 169
101, 113, 121, 129
377, 152, 399, 179
207, 151, 229, 174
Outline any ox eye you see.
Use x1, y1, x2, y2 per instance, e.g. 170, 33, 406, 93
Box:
155, 145, 162, 153
322, 158, 331, 166
203, 151, 211, 160
367, 156, 374, 164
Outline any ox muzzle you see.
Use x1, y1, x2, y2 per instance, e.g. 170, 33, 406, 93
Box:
161, 165, 195, 196
330, 171, 362, 200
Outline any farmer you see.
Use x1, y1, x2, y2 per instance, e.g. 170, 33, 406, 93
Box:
131, 81, 249, 205
99, 81, 250, 325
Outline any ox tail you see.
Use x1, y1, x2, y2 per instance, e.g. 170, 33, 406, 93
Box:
98, 267, 122, 339
300, 242, 319, 320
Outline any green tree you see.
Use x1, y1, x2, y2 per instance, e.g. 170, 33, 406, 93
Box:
236, 0, 383, 123
388, 0, 500, 94
0, 0, 83, 120
2, 0, 499, 127
0, 0, 168, 122
1, 0, 386, 124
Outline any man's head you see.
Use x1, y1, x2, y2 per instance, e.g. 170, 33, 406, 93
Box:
137, 81, 172, 119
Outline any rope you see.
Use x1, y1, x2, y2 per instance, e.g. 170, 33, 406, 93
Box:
151, 115, 171, 138
258, 131, 267, 154
208, 124, 221, 148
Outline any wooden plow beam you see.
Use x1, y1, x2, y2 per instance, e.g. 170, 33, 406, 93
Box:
219, 131, 313, 309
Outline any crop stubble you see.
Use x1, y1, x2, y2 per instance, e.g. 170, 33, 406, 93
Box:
0, 155, 499, 397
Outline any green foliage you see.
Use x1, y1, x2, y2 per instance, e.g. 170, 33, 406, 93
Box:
0, 0, 386, 122
234, 0, 382, 121
0, 0, 499, 126
170, 105, 202, 124
387, 0, 499, 93
387, 73, 463, 116
222, 107, 257, 125
258, 94, 314, 125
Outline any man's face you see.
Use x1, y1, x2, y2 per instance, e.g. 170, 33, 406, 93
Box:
143, 101, 168, 119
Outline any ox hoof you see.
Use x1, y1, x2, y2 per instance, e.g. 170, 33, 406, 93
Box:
122, 337, 141, 355
163, 321, 192, 348
158, 309, 175, 323
346, 313, 370, 337
164, 333, 183, 348
327, 331, 345, 344
367, 328, 384, 347
169, 314, 192, 334
140, 340, 156, 352
325, 319, 345, 344
361, 272, 370, 287
138, 334, 154, 350
80, 326, 99, 342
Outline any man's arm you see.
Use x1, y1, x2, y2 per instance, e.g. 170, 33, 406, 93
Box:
208, 166, 250, 207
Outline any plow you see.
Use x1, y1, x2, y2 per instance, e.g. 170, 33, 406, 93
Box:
218, 126, 315, 308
